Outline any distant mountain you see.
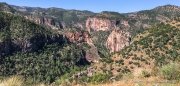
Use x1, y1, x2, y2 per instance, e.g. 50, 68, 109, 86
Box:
86, 4, 180, 53
11, 4, 96, 29
0, 2, 16, 13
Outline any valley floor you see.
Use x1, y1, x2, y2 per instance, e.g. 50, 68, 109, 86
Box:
74, 77, 180, 86
1, 76, 180, 86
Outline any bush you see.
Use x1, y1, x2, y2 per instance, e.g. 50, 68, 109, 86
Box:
142, 70, 150, 77
91, 73, 110, 84
160, 63, 180, 80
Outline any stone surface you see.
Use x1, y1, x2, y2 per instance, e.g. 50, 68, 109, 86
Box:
86, 18, 117, 32
105, 28, 131, 52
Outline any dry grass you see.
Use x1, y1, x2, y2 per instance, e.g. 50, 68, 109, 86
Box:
0, 76, 24, 86
36, 84, 47, 86
132, 30, 150, 43
86, 81, 134, 86
0, 76, 50, 86
70, 72, 180, 86
85, 77, 180, 86
1, 75, 179, 86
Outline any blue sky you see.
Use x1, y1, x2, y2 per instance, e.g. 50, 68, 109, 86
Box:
1, 0, 180, 13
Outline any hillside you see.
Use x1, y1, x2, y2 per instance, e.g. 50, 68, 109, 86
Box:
0, 2, 180, 86
11, 4, 96, 29
85, 4, 180, 53
62, 16, 180, 86
0, 2, 17, 13
0, 11, 95, 85
5, 3, 180, 54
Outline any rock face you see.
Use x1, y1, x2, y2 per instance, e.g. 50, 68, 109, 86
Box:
86, 17, 131, 52
86, 18, 130, 32
65, 31, 100, 62
86, 18, 117, 32
85, 47, 100, 62
66, 31, 92, 44
24, 15, 87, 30
11, 5, 95, 30
24, 15, 64, 29
0, 34, 66, 55
105, 28, 131, 52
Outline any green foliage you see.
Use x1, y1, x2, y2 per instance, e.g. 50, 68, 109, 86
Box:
0, 43, 90, 84
0, 12, 55, 41
70, 72, 112, 85
95, 11, 127, 20
13, 6, 95, 27
118, 22, 180, 67
0, 12, 92, 84
174, 16, 180, 22
2, 3, 180, 85
89, 73, 110, 84
0, 2, 16, 13
142, 70, 150, 77
160, 63, 180, 80
91, 31, 111, 58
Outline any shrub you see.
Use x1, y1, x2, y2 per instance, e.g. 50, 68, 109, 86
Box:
160, 63, 180, 80
117, 68, 121, 72
129, 61, 133, 64
119, 59, 124, 65
91, 73, 109, 84
130, 66, 134, 69
115, 74, 122, 81
142, 70, 150, 77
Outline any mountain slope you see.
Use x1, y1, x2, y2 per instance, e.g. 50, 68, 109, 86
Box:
86, 4, 180, 53
4, 3, 180, 54
11, 4, 96, 29
65, 17, 180, 85
103, 17, 180, 77
1, 2, 180, 85
0, 2, 16, 13
0, 12, 94, 84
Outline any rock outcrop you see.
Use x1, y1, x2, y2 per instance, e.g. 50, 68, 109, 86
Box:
24, 15, 64, 29
86, 18, 129, 33
105, 28, 131, 52
85, 47, 100, 62
0, 34, 66, 55
86, 18, 117, 32
66, 31, 100, 62
86, 17, 131, 52
66, 31, 92, 45
24, 15, 87, 30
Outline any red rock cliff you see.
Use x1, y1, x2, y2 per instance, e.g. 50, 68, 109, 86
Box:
86, 18, 129, 33
66, 31, 92, 45
105, 28, 131, 52
66, 31, 100, 62
86, 18, 117, 32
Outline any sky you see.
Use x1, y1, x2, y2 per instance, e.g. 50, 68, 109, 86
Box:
1, 0, 180, 13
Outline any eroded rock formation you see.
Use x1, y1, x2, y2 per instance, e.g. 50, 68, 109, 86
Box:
105, 28, 131, 52
66, 31, 92, 44
0, 34, 66, 55
66, 31, 100, 62
24, 15, 64, 29
86, 18, 117, 32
